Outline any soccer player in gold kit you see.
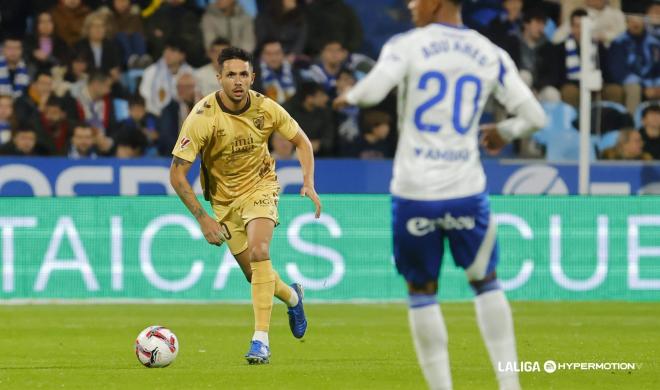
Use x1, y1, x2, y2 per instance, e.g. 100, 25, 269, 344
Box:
169, 47, 321, 364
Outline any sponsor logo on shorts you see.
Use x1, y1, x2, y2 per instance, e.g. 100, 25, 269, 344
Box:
406, 214, 476, 236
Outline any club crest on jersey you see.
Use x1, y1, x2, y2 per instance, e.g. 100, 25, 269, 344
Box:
180, 137, 191, 150
253, 115, 264, 130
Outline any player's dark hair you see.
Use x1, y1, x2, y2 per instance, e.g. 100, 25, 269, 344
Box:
217, 46, 254, 70
523, 7, 546, 24
570, 8, 588, 22
642, 105, 660, 118
33, 69, 53, 81
446, 0, 463, 5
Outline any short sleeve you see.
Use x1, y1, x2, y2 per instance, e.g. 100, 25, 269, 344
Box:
172, 109, 210, 162
493, 48, 535, 112
271, 102, 300, 140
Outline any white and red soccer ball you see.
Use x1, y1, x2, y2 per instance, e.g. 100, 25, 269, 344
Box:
135, 326, 179, 368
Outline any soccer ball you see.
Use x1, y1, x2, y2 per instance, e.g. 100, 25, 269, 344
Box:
135, 326, 179, 368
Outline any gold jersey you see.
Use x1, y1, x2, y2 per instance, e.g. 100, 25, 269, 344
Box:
172, 90, 299, 205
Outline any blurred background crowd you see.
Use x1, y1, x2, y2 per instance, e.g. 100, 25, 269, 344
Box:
0, 0, 657, 161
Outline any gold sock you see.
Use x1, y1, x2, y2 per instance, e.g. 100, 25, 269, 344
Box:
251, 260, 276, 332
273, 270, 293, 305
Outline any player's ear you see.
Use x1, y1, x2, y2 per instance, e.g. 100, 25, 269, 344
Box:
250, 71, 255, 86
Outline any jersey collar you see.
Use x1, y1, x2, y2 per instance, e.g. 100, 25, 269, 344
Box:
433, 22, 468, 30
216, 91, 251, 115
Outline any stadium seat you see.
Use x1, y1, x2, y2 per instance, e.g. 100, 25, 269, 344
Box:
597, 130, 620, 153
590, 101, 633, 134
122, 69, 144, 95
533, 101, 578, 146
545, 128, 596, 162
113, 99, 130, 122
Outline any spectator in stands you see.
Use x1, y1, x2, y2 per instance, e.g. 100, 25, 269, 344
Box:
139, 39, 194, 116
74, 12, 123, 85
0, 95, 17, 145
14, 71, 56, 126
143, 0, 205, 67
255, 40, 298, 104
648, 1, 660, 37
0, 37, 30, 98
118, 95, 159, 156
602, 128, 652, 160
307, 40, 348, 99
24, 12, 71, 73
157, 73, 200, 155
114, 127, 148, 158
511, 8, 552, 88
33, 96, 74, 155
553, 0, 626, 47
537, 8, 608, 108
201, 0, 256, 53
73, 71, 116, 153
333, 68, 360, 156
67, 124, 98, 158
284, 81, 334, 155
195, 37, 230, 96
640, 105, 660, 160
486, 0, 523, 58
0, 127, 41, 156
355, 110, 391, 159
270, 131, 296, 160
51, 0, 92, 48
100, 0, 151, 69
607, 11, 660, 114
255, 0, 307, 57
305, 0, 363, 55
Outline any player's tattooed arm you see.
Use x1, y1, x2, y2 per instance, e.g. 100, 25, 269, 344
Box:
170, 156, 224, 246
170, 157, 206, 220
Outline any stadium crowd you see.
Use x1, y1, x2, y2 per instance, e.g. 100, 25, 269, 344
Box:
0, 0, 658, 161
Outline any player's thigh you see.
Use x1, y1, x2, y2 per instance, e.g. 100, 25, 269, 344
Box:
241, 186, 279, 260
444, 193, 499, 282
212, 204, 248, 256
392, 196, 445, 287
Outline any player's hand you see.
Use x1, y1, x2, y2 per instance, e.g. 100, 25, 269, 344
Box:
301, 185, 322, 218
480, 124, 508, 156
199, 214, 228, 246
332, 94, 350, 111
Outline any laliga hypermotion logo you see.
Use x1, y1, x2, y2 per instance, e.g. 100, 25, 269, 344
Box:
180, 137, 191, 150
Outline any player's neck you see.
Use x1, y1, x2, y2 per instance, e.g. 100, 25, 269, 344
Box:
218, 90, 250, 113
434, 9, 463, 27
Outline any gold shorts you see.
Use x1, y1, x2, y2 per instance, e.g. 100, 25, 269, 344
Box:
211, 182, 280, 255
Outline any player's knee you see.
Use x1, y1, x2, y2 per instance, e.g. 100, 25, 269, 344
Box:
249, 242, 270, 262
407, 281, 438, 295
469, 272, 501, 295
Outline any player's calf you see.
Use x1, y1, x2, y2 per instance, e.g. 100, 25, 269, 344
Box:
470, 272, 521, 390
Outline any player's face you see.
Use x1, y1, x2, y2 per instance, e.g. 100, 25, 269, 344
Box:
408, 0, 439, 27
218, 59, 255, 103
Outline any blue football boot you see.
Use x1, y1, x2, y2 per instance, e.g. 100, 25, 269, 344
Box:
287, 283, 307, 339
245, 340, 270, 364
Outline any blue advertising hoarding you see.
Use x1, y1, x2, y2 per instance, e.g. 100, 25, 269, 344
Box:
1, 157, 660, 196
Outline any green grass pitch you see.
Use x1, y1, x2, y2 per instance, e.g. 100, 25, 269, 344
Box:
0, 302, 658, 389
